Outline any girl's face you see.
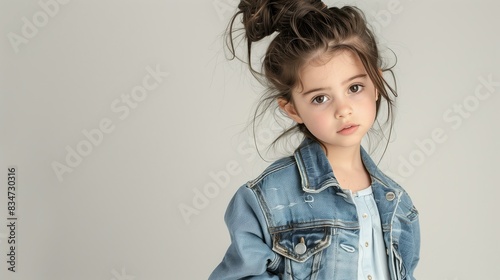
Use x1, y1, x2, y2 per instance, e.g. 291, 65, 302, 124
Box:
280, 50, 378, 152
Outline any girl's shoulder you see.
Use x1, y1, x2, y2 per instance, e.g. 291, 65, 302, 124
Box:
246, 155, 299, 189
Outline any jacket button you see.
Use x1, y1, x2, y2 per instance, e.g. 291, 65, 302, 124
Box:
295, 237, 307, 255
386, 192, 396, 201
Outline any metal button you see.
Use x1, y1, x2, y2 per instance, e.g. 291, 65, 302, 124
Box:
368, 275, 372, 280
295, 237, 307, 255
362, 213, 368, 218
365, 242, 369, 247
386, 192, 396, 201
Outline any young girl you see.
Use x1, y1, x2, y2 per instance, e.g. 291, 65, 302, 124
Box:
210, 1, 420, 279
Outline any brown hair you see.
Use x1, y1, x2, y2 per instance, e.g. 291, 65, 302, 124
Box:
226, 0, 397, 156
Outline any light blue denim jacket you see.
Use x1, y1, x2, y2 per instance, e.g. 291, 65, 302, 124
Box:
210, 138, 420, 279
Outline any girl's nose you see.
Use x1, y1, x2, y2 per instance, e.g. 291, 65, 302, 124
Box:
335, 99, 353, 119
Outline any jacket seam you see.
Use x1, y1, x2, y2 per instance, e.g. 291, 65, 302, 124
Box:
247, 159, 296, 189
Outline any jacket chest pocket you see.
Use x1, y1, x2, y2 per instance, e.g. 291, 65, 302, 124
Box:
271, 226, 333, 280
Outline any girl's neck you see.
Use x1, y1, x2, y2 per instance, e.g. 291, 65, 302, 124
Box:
324, 145, 364, 171
324, 144, 371, 192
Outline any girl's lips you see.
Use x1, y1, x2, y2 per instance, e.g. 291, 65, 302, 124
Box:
337, 125, 359, 135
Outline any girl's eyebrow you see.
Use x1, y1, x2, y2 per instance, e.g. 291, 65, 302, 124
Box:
301, 87, 329, 96
301, 73, 368, 96
342, 73, 367, 85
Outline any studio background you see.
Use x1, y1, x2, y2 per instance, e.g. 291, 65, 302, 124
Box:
0, 0, 498, 279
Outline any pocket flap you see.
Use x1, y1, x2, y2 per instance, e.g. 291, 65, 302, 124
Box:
271, 225, 333, 263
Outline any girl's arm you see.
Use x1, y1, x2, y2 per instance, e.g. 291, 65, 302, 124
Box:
209, 185, 281, 280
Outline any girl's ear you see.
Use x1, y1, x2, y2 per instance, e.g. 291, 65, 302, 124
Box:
278, 98, 303, 124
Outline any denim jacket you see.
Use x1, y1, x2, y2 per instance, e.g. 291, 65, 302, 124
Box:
209, 139, 420, 280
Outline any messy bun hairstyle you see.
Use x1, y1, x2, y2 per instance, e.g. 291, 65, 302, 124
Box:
226, 0, 397, 154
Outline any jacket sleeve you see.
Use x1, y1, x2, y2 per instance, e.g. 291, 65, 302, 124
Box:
208, 185, 281, 280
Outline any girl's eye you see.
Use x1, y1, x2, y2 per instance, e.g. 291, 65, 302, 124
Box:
312, 95, 328, 104
349, 84, 364, 93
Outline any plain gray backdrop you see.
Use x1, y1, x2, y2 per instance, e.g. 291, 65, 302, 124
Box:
1, 0, 499, 279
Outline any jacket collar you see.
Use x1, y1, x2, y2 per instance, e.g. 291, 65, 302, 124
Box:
294, 138, 383, 193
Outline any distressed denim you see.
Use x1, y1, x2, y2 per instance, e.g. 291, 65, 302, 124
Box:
209, 138, 420, 280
